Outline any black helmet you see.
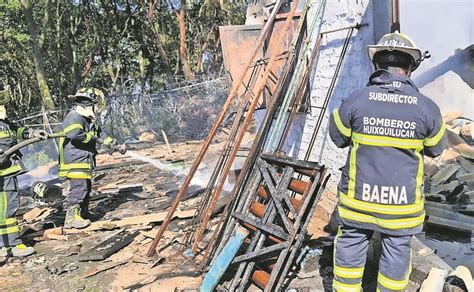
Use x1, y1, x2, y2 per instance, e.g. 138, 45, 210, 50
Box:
68, 87, 104, 106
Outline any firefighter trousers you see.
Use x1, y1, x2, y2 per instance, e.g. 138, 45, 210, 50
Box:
333, 225, 412, 292
0, 176, 21, 248
66, 178, 92, 211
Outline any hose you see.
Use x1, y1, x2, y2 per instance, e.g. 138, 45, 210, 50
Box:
3, 132, 65, 157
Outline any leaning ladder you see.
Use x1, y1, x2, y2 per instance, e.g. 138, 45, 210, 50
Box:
203, 152, 328, 291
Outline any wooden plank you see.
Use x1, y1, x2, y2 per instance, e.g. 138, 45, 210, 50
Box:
258, 160, 294, 233
78, 230, 139, 262
45, 233, 69, 241
201, 227, 249, 292
65, 209, 195, 233
233, 213, 289, 240
23, 207, 53, 223
260, 153, 321, 171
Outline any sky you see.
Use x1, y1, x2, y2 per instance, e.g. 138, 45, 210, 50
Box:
400, 0, 473, 76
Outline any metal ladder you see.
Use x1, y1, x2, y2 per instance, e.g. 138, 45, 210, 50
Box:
209, 152, 328, 291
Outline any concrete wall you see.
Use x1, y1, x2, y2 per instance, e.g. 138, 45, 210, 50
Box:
297, 0, 391, 213
244, 0, 391, 226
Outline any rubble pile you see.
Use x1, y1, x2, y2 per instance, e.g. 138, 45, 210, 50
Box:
424, 112, 474, 232
0, 141, 216, 291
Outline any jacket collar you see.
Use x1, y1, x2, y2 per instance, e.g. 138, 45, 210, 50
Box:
368, 69, 419, 91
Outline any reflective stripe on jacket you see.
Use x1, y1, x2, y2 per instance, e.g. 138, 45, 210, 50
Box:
329, 70, 447, 236
0, 119, 28, 177
59, 110, 111, 179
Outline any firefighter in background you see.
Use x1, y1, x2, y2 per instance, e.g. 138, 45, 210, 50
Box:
0, 83, 48, 257
59, 87, 125, 229
329, 32, 446, 291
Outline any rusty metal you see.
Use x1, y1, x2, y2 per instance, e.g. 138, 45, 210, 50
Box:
216, 26, 359, 290
206, 2, 324, 264
261, 14, 305, 108
276, 23, 368, 152
146, 0, 285, 257
196, 2, 316, 266
391, 0, 400, 32
218, 153, 327, 291
180, 4, 306, 256
180, 97, 253, 251
303, 25, 356, 161
190, 0, 302, 254
252, 270, 270, 289
221, 25, 355, 266
195, 17, 366, 284
220, 25, 262, 98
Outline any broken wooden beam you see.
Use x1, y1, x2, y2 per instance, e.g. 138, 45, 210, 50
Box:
23, 207, 54, 223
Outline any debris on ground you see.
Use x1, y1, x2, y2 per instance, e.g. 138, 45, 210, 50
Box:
0, 141, 212, 291
424, 113, 474, 232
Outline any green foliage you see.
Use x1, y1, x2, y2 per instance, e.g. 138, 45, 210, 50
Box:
0, 0, 246, 117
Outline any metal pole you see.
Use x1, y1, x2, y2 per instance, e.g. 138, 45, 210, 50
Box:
277, 23, 367, 152
391, 0, 400, 32
304, 27, 355, 160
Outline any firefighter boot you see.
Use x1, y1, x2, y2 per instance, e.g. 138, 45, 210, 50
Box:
79, 194, 100, 221
64, 205, 91, 229
0, 244, 35, 257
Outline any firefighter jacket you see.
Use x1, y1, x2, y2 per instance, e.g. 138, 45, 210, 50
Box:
59, 110, 113, 180
329, 69, 447, 236
0, 119, 29, 178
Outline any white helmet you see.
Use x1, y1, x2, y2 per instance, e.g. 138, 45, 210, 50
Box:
368, 31, 425, 71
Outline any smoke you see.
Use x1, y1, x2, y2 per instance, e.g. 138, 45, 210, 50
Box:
125, 150, 235, 192
415, 46, 474, 119
17, 140, 59, 190
415, 46, 473, 88
126, 150, 188, 175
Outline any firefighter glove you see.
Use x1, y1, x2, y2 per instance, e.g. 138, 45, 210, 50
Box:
29, 129, 48, 140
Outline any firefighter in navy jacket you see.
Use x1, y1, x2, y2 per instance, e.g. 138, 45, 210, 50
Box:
59, 88, 122, 229
330, 32, 446, 291
0, 83, 48, 257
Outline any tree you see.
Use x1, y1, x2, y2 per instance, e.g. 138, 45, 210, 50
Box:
175, 0, 195, 81
0, 0, 246, 116
20, 0, 55, 110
